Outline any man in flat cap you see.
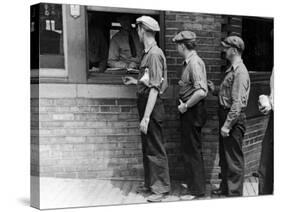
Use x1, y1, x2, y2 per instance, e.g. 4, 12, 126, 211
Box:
208, 35, 250, 196
173, 31, 208, 200
122, 16, 170, 202
108, 15, 143, 69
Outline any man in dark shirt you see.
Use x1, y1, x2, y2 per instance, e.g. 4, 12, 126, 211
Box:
108, 15, 143, 69
122, 16, 170, 202
173, 31, 208, 200
208, 36, 250, 196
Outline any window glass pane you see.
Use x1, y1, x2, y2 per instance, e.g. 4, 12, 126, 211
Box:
31, 5, 39, 69
39, 3, 64, 69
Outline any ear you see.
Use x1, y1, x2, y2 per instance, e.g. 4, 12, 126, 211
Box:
232, 48, 238, 55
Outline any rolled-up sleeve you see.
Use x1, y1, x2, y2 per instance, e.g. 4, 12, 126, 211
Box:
190, 61, 208, 93
223, 70, 250, 130
148, 53, 163, 92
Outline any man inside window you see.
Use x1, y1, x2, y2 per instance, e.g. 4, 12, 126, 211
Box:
108, 15, 143, 69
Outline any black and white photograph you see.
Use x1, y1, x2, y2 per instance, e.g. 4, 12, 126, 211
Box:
29, 1, 274, 210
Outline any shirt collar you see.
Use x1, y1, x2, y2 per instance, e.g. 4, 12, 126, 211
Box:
232, 58, 243, 70
183, 50, 197, 66
225, 58, 243, 73
144, 41, 157, 54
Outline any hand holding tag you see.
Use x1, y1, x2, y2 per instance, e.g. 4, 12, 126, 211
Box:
139, 68, 150, 86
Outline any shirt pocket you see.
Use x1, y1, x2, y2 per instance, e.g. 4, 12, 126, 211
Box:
178, 71, 191, 87
220, 74, 233, 97
222, 75, 233, 88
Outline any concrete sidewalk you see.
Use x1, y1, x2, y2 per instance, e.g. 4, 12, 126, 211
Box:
34, 176, 258, 209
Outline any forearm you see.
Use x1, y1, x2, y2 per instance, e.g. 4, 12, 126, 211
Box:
129, 57, 140, 64
185, 89, 207, 108
108, 60, 128, 69
223, 103, 242, 130
143, 88, 158, 119
130, 77, 138, 85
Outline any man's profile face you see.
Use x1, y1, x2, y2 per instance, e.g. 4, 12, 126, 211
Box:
223, 46, 235, 61
137, 25, 144, 43
176, 43, 185, 56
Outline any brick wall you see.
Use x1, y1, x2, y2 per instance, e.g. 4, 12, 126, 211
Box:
31, 95, 269, 183
243, 115, 269, 176
32, 98, 143, 179
164, 11, 226, 85
31, 11, 271, 184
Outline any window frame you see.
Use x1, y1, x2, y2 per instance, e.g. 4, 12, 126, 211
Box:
31, 4, 68, 80
86, 6, 165, 84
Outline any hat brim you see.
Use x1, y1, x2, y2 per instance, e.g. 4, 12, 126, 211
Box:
173, 38, 196, 43
141, 23, 160, 32
221, 41, 231, 48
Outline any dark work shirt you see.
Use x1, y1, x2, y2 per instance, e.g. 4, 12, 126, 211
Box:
137, 41, 166, 96
178, 51, 208, 102
108, 29, 143, 68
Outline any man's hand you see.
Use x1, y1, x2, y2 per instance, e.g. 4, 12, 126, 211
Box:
221, 126, 230, 137
258, 95, 272, 115
140, 117, 150, 134
259, 105, 272, 115
128, 62, 137, 69
207, 80, 215, 93
122, 76, 137, 85
178, 99, 187, 114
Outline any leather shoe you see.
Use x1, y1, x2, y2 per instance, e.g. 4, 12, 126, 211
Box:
147, 193, 167, 202
212, 188, 227, 196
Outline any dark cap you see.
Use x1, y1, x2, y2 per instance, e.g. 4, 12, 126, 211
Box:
221, 36, 245, 51
172, 31, 196, 43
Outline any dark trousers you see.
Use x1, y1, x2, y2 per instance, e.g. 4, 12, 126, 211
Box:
137, 94, 171, 194
180, 100, 207, 196
258, 111, 274, 195
218, 107, 246, 196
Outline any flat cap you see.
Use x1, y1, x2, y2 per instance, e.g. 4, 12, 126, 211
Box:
136, 16, 160, 32
221, 36, 245, 51
172, 31, 196, 42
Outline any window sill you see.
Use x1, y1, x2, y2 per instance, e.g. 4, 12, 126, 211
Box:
31, 69, 68, 84
87, 71, 138, 84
